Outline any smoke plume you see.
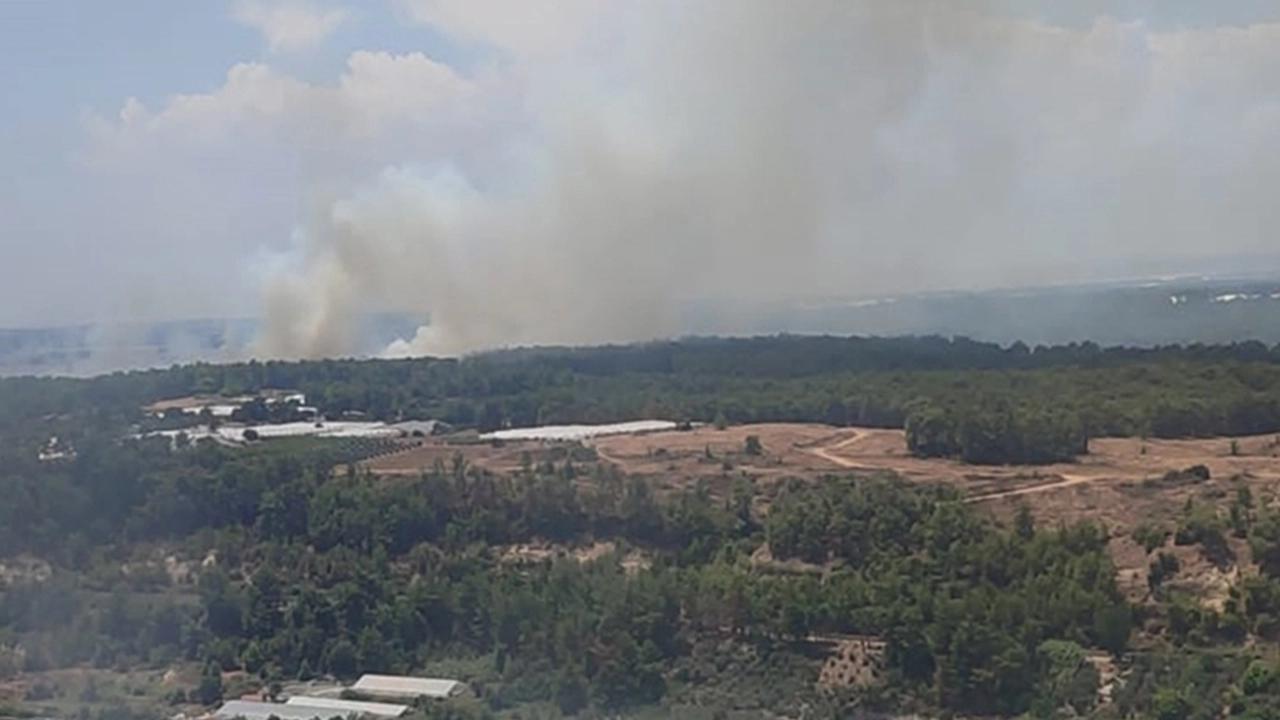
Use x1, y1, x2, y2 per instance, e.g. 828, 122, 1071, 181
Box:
252, 1, 1280, 357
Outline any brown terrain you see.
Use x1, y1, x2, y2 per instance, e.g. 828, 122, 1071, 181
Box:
358, 437, 536, 476
362, 422, 1280, 607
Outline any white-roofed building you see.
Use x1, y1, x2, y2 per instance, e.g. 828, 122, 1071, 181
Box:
284, 696, 409, 717
350, 674, 463, 700
214, 700, 351, 720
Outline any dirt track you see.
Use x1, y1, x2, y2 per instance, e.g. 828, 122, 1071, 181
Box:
965, 472, 1104, 502
802, 429, 868, 468
617, 424, 1280, 604
360, 422, 1280, 603
797, 428, 1115, 502
366, 424, 1280, 506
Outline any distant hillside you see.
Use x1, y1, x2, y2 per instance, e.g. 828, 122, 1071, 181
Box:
5, 276, 1280, 376
686, 275, 1280, 347
0, 313, 423, 377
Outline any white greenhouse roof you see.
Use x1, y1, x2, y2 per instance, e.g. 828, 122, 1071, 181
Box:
285, 696, 409, 717
215, 700, 352, 720
351, 674, 462, 699
479, 419, 676, 441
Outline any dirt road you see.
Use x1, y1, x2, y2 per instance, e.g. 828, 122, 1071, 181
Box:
802, 429, 869, 468
964, 472, 1104, 503
804, 430, 1115, 502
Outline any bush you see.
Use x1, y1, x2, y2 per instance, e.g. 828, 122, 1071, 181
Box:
1149, 552, 1181, 590
1152, 688, 1192, 720
1242, 660, 1279, 696
1176, 504, 1230, 563
1134, 523, 1168, 553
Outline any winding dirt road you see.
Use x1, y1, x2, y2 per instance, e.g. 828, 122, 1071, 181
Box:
802, 430, 1112, 503
963, 472, 1104, 503
803, 429, 869, 468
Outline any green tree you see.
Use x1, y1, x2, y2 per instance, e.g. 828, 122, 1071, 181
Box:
1151, 688, 1191, 720
1093, 604, 1132, 656
1242, 659, 1279, 696
1133, 523, 1168, 553
1251, 513, 1280, 578
554, 666, 590, 716
1032, 640, 1099, 717
325, 638, 358, 678
195, 661, 223, 705
1015, 504, 1036, 540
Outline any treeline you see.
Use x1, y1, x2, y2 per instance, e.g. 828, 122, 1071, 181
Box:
482, 335, 1280, 376
905, 402, 1088, 464
7, 336, 1280, 433
5, 336, 1280, 473
0, 433, 715, 560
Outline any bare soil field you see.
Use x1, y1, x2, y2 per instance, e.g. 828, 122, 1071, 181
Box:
591, 423, 1065, 495
363, 423, 1280, 603
367, 423, 1280, 506
592, 424, 1280, 602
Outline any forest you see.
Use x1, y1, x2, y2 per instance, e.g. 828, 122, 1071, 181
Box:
3, 435, 1280, 719
0, 435, 1133, 717
5, 335, 1280, 464
3, 335, 1280, 718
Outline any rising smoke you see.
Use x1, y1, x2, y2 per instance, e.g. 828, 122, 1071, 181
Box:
254, 1, 1280, 358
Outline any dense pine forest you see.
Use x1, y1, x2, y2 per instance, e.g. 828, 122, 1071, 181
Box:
6, 335, 1280, 455
3, 335, 1280, 718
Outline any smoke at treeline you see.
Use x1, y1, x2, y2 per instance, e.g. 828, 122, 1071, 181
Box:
255, 2, 1280, 358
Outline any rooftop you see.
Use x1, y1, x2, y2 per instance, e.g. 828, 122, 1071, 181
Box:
214, 700, 353, 720
350, 674, 462, 699
284, 696, 409, 717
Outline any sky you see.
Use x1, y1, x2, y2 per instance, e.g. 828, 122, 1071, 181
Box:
2, 1, 1280, 356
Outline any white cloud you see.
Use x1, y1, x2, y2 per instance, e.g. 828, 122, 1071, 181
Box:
89, 51, 479, 154
232, 0, 348, 53
72, 48, 495, 330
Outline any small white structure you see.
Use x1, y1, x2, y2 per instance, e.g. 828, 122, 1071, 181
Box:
350, 674, 463, 700
389, 420, 447, 437
285, 696, 409, 718
37, 436, 75, 462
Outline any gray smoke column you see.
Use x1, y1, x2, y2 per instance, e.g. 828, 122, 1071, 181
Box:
253, 2, 959, 358
254, 1, 1280, 358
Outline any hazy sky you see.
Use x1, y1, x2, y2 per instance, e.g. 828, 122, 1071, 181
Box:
3, 1, 1280, 344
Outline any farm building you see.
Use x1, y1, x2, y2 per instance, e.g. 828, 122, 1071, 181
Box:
479, 419, 677, 441
350, 674, 463, 700
284, 696, 409, 717
214, 700, 352, 720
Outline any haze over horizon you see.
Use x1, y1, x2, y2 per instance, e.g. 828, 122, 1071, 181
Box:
5, 1, 1280, 356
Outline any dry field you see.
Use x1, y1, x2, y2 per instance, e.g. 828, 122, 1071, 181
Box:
596, 425, 1280, 604
362, 423, 1280, 602
365, 423, 1280, 507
